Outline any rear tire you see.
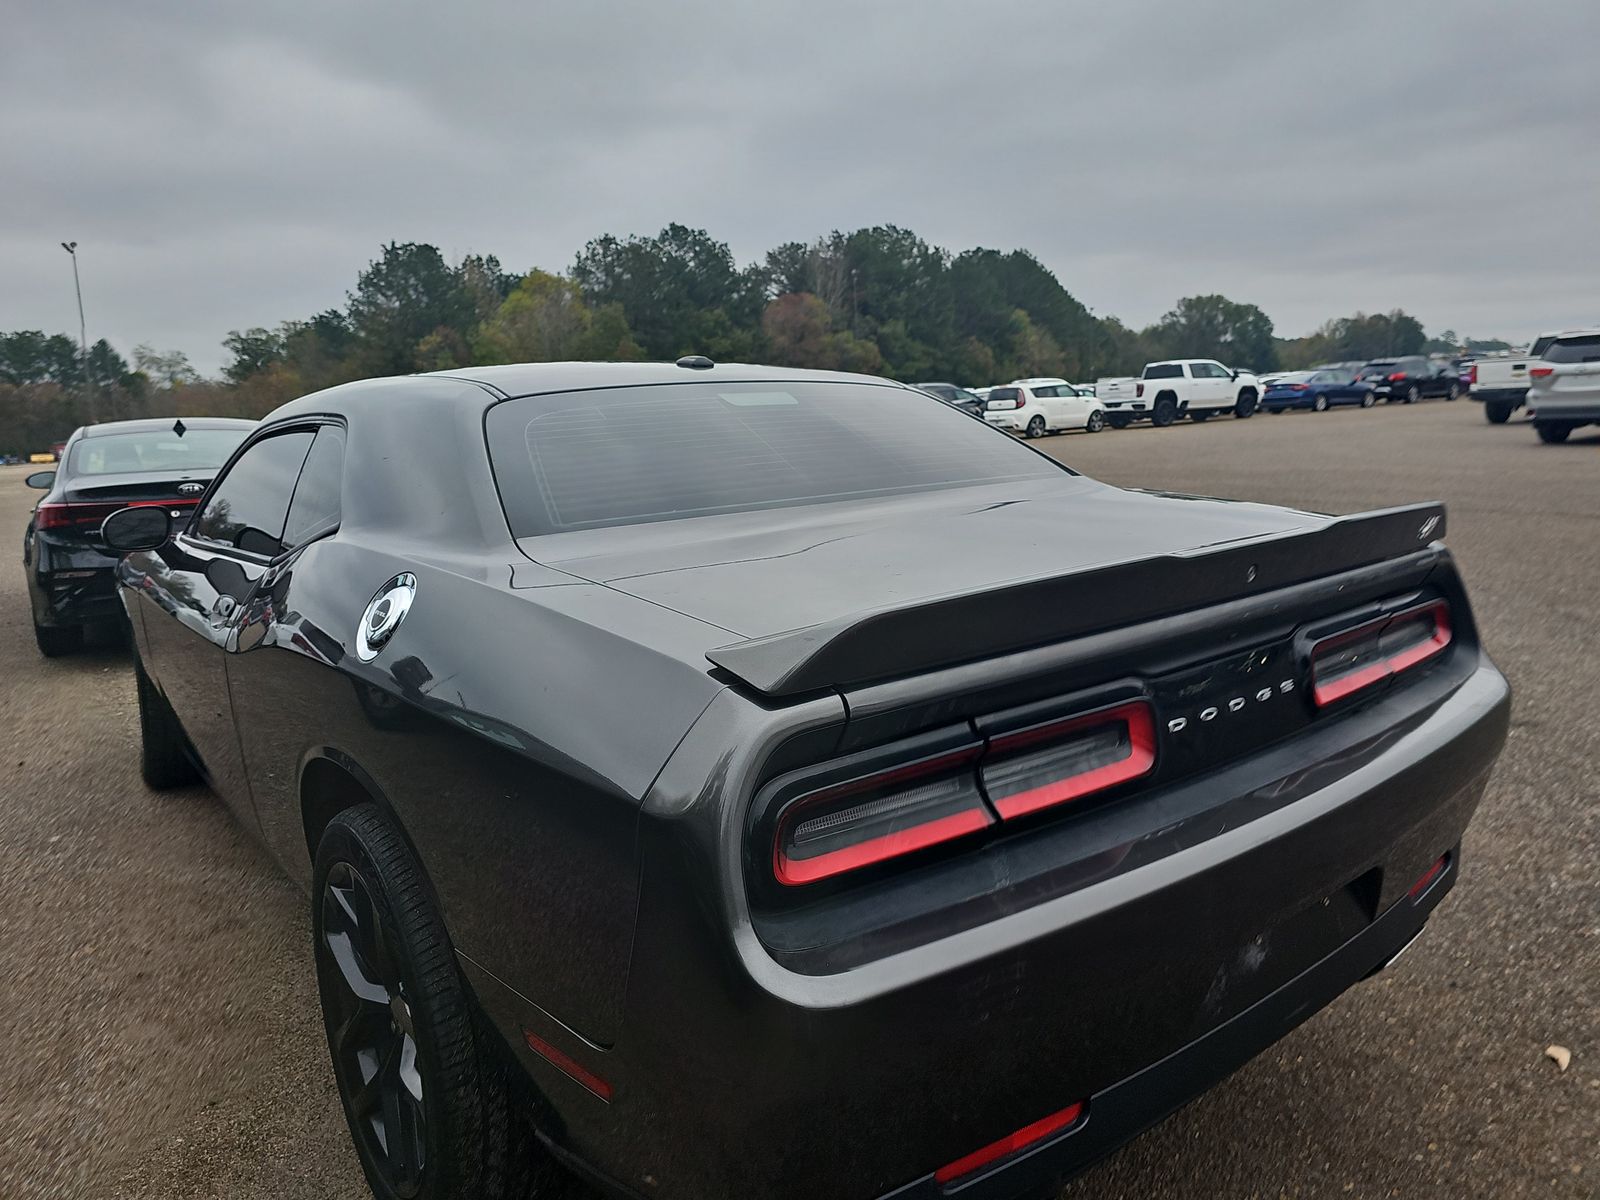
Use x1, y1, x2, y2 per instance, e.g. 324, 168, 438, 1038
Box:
1447, 383, 1461, 400
1106, 414, 1132, 430
1485, 400, 1512, 424
136, 660, 200, 789
1025, 415, 1046, 439
1084, 410, 1105, 433
1535, 422, 1573, 444
1312, 395, 1329, 412
314, 805, 551, 1200
1151, 397, 1177, 427
1405, 385, 1421, 404
34, 621, 83, 658
1189, 410, 1212, 422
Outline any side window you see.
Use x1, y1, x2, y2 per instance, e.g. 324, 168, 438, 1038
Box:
192, 431, 315, 557
283, 424, 347, 549
1032, 385, 1058, 397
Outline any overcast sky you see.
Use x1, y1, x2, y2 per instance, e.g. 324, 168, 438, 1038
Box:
4, 0, 1597, 374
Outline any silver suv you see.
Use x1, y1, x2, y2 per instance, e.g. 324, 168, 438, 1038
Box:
1526, 329, 1600, 444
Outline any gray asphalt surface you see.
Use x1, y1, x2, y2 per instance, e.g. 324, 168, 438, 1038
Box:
2, 399, 1596, 1199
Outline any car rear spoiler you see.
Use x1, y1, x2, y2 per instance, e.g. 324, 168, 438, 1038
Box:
705, 502, 1447, 697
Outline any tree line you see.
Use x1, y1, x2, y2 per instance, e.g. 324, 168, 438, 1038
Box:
3, 222, 1489, 456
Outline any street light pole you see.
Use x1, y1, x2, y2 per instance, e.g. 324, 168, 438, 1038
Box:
61, 241, 96, 421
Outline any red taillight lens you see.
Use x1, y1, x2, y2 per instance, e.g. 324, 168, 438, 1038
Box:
1135, 382, 1145, 398
1310, 601, 1452, 707
36, 499, 194, 534
1290, 384, 1308, 391
1387, 372, 1406, 382
1529, 366, 1554, 380
982, 701, 1156, 821
773, 747, 992, 886
1464, 365, 1476, 384
934, 1099, 1087, 1184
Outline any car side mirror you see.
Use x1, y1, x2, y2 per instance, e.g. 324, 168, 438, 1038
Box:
25, 470, 55, 489
101, 506, 173, 552
1230, 369, 1240, 380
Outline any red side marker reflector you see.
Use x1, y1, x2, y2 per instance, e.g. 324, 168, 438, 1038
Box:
934, 1100, 1087, 1185
1408, 854, 1449, 900
523, 1029, 613, 1102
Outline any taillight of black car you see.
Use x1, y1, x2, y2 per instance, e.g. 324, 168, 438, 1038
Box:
772, 746, 994, 886
1308, 600, 1452, 707
771, 701, 1158, 887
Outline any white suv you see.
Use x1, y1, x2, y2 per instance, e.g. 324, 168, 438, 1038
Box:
1526, 329, 1600, 444
983, 378, 1106, 437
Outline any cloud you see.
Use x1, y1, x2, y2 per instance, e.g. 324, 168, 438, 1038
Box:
3, 0, 1597, 373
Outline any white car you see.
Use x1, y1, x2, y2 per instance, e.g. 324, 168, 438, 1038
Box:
983, 378, 1106, 437
1525, 328, 1600, 444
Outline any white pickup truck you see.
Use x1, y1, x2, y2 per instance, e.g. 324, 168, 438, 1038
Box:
1095, 360, 1262, 428
1470, 335, 1558, 424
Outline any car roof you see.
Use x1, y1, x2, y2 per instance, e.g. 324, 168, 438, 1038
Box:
425, 359, 897, 399
1543, 327, 1600, 339
1011, 377, 1070, 386
78, 417, 256, 438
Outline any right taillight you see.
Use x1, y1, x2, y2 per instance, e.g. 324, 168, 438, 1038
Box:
1310, 601, 1452, 707
1529, 366, 1554, 380
1135, 382, 1145, 398
772, 747, 993, 886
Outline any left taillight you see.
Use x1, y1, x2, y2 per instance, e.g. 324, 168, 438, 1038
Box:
772, 747, 993, 886
981, 701, 1156, 821
770, 699, 1159, 887
1310, 601, 1452, 707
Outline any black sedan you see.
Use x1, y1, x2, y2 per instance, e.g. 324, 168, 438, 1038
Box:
912, 380, 986, 416
1261, 368, 1377, 412
1355, 357, 1463, 404
23, 416, 253, 655
104, 361, 1509, 1200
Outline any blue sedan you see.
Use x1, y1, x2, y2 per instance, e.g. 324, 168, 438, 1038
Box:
1261, 368, 1377, 413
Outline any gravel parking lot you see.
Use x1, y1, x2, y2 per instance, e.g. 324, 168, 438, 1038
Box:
2, 401, 1596, 1199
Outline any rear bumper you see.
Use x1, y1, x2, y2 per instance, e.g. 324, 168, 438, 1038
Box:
1470, 387, 1526, 405
984, 413, 1025, 431
488, 661, 1509, 1200
1528, 399, 1600, 424
27, 537, 122, 627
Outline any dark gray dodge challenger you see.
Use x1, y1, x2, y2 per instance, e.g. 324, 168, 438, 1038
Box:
105, 360, 1510, 1200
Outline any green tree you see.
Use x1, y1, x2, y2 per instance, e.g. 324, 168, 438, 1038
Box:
132, 344, 199, 388
221, 327, 286, 384
1148, 295, 1278, 371
347, 242, 473, 375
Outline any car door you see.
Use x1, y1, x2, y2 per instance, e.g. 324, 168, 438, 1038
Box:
132, 428, 315, 825
1060, 385, 1093, 427
1191, 362, 1228, 407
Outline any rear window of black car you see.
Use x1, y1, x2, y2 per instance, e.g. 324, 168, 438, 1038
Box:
68, 428, 246, 476
486, 381, 1065, 535
1543, 335, 1600, 363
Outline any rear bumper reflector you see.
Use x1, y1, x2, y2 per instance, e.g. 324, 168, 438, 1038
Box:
933, 1099, 1087, 1184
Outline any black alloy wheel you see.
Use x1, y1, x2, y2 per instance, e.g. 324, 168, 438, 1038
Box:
1234, 391, 1257, 418
313, 805, 544, 1199
1025, 415, 1046, 438
1106, 413, 1132, 429
1484, 400, 1512, 424
1189, 410, 1213, 422
1152, 397, 1177, 426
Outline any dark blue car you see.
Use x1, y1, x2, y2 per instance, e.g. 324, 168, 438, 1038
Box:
1262, 368, 1376, 413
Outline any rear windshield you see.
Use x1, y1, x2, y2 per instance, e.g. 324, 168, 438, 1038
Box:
986, 387, 1021, 403
1142, 363, 1184, 379
67, 428, 247, 476
1544, 335, 1600, 363
1357, 361, 1397, 375
487, 381, 1066, 535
